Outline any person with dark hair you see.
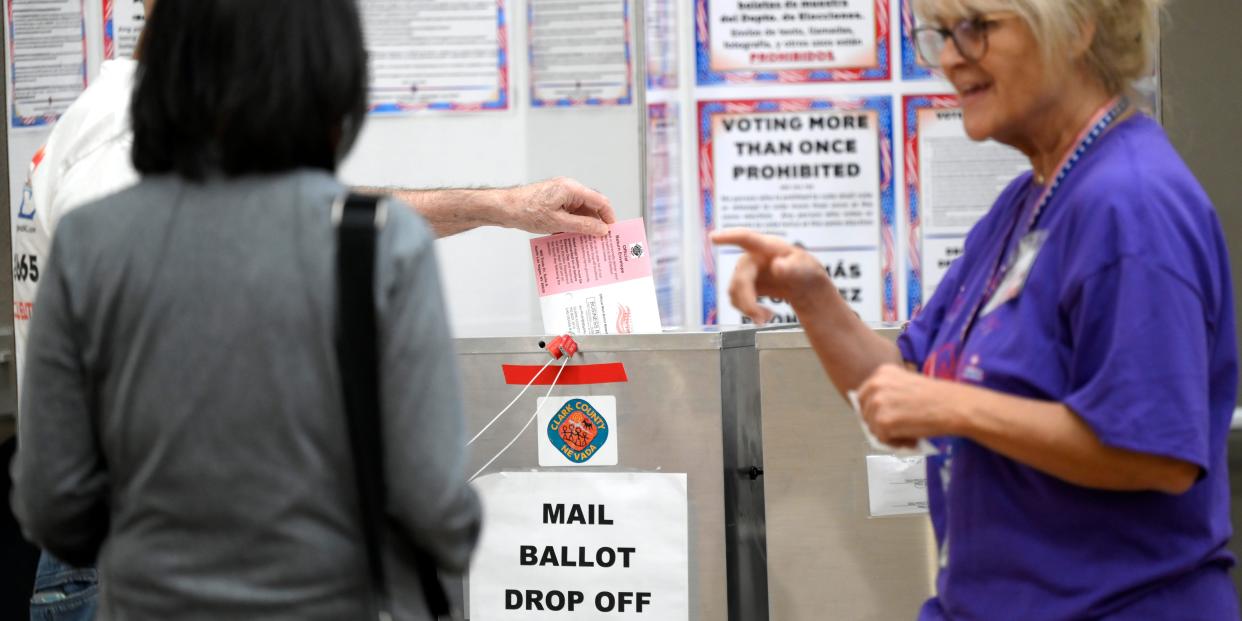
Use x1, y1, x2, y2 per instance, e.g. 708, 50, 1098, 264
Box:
10, 0, 481, 618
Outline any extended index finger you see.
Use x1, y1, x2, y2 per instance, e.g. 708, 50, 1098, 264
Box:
709, 228, 790, 257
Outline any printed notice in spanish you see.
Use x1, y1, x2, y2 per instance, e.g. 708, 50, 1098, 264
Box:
706, 0, 878, 72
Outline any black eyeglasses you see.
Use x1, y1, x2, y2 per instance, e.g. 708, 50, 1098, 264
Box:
913, 14, 1019, 67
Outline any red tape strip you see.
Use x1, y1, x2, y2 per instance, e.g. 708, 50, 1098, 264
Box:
502, 363, 628, 385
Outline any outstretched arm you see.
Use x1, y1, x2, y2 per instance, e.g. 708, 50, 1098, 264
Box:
711, 228, 902, 398
367, 177, 616, 238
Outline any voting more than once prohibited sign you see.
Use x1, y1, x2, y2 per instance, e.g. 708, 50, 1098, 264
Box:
469, 472, 690, 619
699, 97, 898, 325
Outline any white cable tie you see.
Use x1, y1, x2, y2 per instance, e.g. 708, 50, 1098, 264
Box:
469, 355, 570, 482
466, 356, 556, 447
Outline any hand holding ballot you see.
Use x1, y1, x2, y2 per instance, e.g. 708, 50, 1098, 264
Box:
709, 228, 835, 325
503, 177, 617, 237
531, 218, 663, 335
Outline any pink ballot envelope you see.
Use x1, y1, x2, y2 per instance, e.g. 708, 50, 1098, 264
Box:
530, 218, 664, 335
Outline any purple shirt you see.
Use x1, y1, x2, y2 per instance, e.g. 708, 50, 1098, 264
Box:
899, 114, 1239, 620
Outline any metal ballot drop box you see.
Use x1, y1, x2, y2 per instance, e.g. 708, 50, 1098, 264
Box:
757, 328, 938, 620
456, 329, 768, 620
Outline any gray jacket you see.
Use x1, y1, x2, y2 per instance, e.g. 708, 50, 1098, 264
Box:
11, 170, 480, 620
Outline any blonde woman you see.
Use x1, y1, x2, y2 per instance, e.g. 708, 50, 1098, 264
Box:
716, 0, 1237, 618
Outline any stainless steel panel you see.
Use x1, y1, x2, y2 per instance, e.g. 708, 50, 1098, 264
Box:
457, 329, 767, 620
758, 328, 936, 620
1227, 431, 1242, 602
1160, 3, 1242, 392
1154, 6, 1242, 602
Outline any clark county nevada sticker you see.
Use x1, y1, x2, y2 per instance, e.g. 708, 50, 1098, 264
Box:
537, 396, 618, 467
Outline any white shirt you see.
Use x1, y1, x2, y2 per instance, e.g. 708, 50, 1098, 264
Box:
12, 59, 140, 389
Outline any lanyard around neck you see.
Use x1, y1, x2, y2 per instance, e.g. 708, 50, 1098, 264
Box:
956, 97, 1130, 346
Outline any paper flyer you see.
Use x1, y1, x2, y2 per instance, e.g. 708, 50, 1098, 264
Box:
528, 0, 633, 106
866, 455, 929, 517
8, 0, 88, 127
103, 0, 146, 60
647, 102, 684, 327
903, 95, 1028, 315
644, 0, 678, 89
698, 97, 898, 325
696, 0, 890, 84
531, 218, 662, 335
359, 0, 508, 113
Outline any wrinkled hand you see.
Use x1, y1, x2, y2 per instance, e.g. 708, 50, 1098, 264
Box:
857, 364, 961, 447
505, 177, 616, 236
709, 228, 832, 324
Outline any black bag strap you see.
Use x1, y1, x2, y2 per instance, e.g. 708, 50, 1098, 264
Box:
335, 192, 451, 620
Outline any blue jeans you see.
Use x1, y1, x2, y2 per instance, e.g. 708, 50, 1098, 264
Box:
29, 552, 97, 621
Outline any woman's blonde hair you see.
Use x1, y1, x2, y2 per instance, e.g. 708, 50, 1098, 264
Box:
914, 0, 1163, 95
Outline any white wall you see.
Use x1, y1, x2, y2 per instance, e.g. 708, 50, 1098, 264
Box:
335, 1, 647, 338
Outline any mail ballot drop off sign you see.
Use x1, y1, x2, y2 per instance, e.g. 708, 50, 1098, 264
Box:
469, 472, 690, 619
